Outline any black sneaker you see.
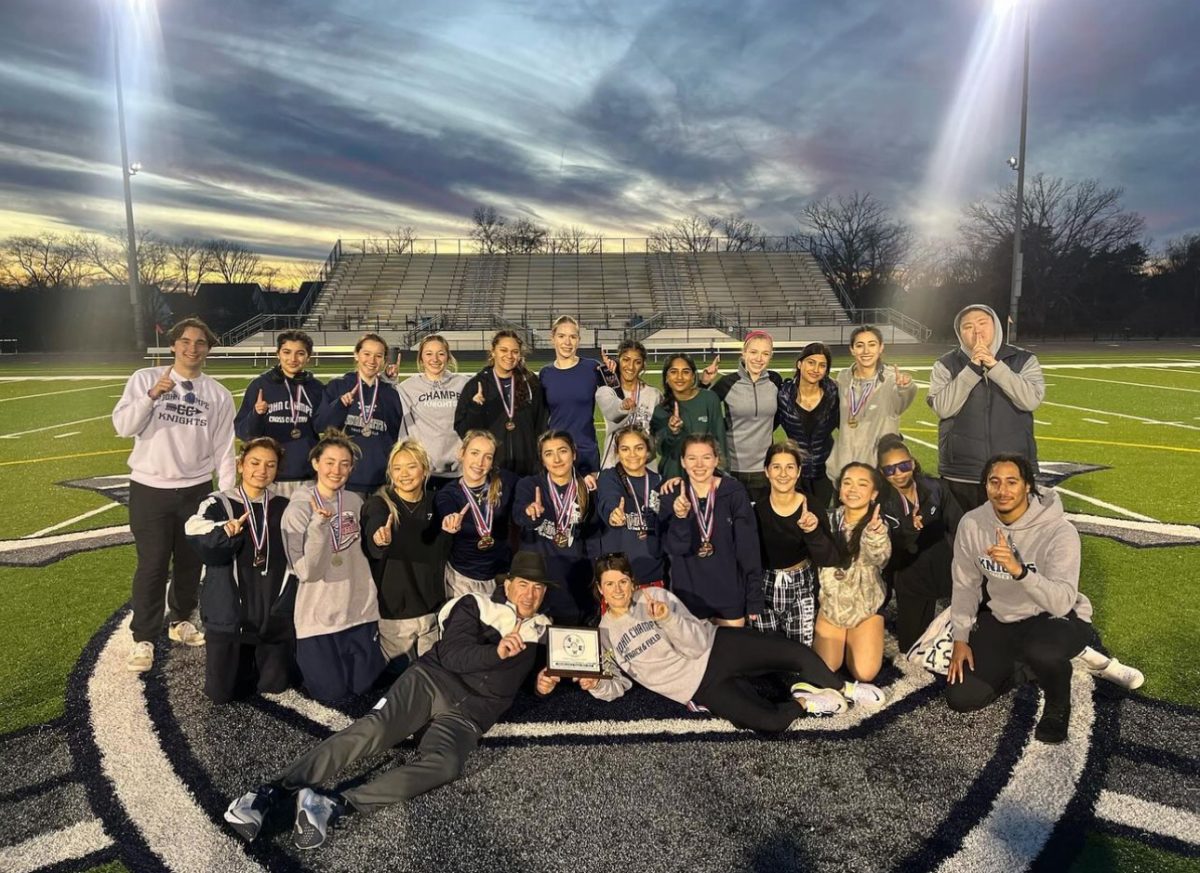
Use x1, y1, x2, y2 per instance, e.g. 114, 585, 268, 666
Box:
224, 785, 278, 842
1034, 705, 1070, 744
294, 788, 344, 850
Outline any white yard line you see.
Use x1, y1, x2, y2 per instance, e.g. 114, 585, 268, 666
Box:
1053, 486, 1158, 522
1095, 790, 1200, 846
0, 382, 125, 403
1049, 373, 1200, 393
0, 819, 113, 873
1081, 418, 1109, 425
1034, 419, 1052, 425
53, 431, 80, 439
1040, 401, 1200, 432
22, 503, 122, 539
0, 414, 112, 439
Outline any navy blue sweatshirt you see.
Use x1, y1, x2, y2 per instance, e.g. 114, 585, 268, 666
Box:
595, 466, 666, 585
433, 470, 518, 581
234, 368, 325, 482
314, 373, 406, 492
659, 474, 763, 617
539, 357, 613, 475
185, 489, 295, 640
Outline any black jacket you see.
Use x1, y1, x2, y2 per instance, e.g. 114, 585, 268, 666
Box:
362, 490, 450, 621
454, 367, 548, 477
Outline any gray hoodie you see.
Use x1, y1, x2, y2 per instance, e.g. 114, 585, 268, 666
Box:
712, 364, 783, 474
950, 489, 1092, 642
397, 371, 470, 477
587, 589, 718, 705
926, 304, 1045, 482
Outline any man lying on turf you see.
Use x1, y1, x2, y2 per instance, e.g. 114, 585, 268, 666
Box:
583, 553, 886, 728
225, 550, 557, 849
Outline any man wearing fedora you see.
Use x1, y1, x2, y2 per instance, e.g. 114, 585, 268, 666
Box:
224, 550, 557, 849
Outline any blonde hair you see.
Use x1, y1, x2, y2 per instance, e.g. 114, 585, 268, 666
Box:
377, 439, 431, 524
551, 315, 580, 334
416, 334, 457, 374
460, 429, 503, 507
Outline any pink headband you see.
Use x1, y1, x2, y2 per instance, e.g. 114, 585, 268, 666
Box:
744, 330, 773, 344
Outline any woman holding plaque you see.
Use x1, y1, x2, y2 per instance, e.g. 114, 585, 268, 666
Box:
186, 437, 295, 704
434, 430, 518, 599
650, 353, 726, 480
454, 330, 547, 478
314, 333, 406, 496
596, 425, 665, 589
281, 429, 385, 703
595, 339, 662, 470
583, 554, 885, 730
513, 430, 601, 624
800, 461, 892, 683
824, 326, 916, 483
659, 434, 761, 626
361, 439, 450, 662
751, 441, 822, 647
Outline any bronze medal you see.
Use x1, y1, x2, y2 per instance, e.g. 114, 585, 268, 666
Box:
331, 554, 343, 567
477, 535, 495, 550
637, 531, 648, 541
290, 428, 302, 439
834, 568, 846, 580
505, 419, 516, 431
253, 550, 266, 568
360, 429, 372, 439
698, 541, 714, 558
553, 532, 569, 548
848, 419, 859, 429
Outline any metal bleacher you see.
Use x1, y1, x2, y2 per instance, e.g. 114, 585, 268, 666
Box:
295, 242, 905, 351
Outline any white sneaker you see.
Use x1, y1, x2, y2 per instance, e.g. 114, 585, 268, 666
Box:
126, 641, 154, 673
791, 682, 849, 716
168, 620, 206, 647
1089, 657, 1144, 691
843, 681, 887, 708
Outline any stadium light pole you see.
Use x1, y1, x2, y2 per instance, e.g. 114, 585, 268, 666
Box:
111, 3, 147, 351
1006, 1, 1031, 343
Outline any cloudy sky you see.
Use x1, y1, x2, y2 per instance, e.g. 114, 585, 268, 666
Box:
0, 0, 1196, 263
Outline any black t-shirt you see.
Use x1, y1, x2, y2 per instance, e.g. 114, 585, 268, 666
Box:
755, 497, 812, 569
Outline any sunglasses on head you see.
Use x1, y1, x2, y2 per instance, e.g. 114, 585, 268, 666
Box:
881, 460, 915, 476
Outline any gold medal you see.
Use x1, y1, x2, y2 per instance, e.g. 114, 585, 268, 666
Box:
505, 419, 516, 431
477, 535, 495, 550
698, 541, 714, 558
331, 554, 343, 567
848, 419, 858, 429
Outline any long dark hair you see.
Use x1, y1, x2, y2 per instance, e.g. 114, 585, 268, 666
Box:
659, 353, 698, 408
489, 330, 535, 411
537, 429, 589, 517
832, 461, 885, 563
612, 424, 655, 495
592, 552, 635, 604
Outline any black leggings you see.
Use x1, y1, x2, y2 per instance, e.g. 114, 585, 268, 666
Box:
691, 627, 844, 734
945, 610, 1094, 715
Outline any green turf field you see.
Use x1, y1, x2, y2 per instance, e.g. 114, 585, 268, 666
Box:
1, 346, 1198, 872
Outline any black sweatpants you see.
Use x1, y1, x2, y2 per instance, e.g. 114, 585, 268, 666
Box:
129, 480, 212, 643
945, 479, 988, 513
203, 631, 294, 705
273, 664, 481, 814
945, 610, 1094, 715
691, 626, 845, 734
892, 541, 953, 653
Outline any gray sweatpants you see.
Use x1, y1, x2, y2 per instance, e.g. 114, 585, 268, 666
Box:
272, 664, 481, 813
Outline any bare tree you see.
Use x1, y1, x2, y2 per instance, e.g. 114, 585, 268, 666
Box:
165, 238, 213, 295
648, 214, 719, 253
365, 225, 418, 254
501, 217, 549, 254
204, 239, 262, 284
81, 229, 170, 288
468, 206, 507, 254
549, 225, 602, 254
716, 213, 767, 251
795, 192, 911, 308
0, 233, 92, 289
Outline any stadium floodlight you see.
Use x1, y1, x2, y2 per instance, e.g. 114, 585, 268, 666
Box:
129, 161, 142, 175
111, 2, 146, 349
1007, 156, 1019, 170
1000, 0, 1032, 342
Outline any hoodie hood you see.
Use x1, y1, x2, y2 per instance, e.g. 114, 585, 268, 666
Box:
954, 304, 1004, 357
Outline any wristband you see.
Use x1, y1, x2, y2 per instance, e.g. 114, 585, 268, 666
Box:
1013, 565, 1028, 581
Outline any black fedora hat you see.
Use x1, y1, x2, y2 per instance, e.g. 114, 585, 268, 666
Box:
494, 550, 558, 588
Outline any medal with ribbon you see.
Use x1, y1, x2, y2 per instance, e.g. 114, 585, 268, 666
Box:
899, 489, 920, 519
688, 477, 719, 557
493, 370, 516, 430
238, 486, 269, 570
288, 381, 310, 440
623, 471, 651, 540
547, 474, 578, 548
847, 376, 875, 429
313, 488, 346, 566
460, 480, 496, 549
356, 376, 379, 438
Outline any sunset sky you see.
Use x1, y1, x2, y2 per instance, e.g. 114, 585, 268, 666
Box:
0, 0, 1196, 264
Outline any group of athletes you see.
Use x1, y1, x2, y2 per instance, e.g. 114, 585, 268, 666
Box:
110, 307, 1144, 849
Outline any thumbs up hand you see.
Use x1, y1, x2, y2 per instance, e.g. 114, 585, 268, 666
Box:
609, 497, 627, 528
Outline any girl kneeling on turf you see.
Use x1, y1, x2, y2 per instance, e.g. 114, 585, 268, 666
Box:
802, 462, 891, 682
282, 429, 385, 702
584, 554, 884, 730
186, 437, 296, 704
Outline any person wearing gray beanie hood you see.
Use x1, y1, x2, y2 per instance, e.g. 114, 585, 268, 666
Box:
926, 304, 1045, 510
